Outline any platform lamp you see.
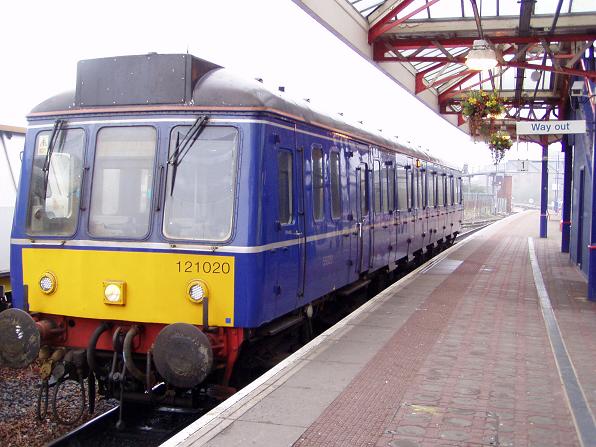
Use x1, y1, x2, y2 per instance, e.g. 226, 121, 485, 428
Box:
465, 0, 498, 72
465, 39, 498, 71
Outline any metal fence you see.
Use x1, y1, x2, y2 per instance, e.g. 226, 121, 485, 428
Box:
463, 193, 508, 224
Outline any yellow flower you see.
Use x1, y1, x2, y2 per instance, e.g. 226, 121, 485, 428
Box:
468, 98, 477, 105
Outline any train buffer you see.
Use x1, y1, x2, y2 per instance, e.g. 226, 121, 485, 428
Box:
162, 210, 596, 447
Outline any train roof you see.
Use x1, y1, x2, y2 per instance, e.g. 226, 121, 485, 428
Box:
30, 53, 458, 171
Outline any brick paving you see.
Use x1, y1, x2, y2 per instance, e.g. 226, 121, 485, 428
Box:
294, 212, 592, 447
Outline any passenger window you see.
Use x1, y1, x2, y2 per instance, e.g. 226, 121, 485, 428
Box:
387, 164, 395, 212
411, 170, 417, 209
381, 162, 389, 213
438, 174, 445, 206
349, 164, 357, 219
277, 150, 293, 224
416, 170, 422, 209
429, 173, 436, 207
457, 177, 463, 204
330, 151, 341, 219
312, 147, 324, 221
448, 176, 454, 205
89, 126, 156, 238
421, 170, 427, 209
406, 168, 413, 210
397, 167, 408, 211
360, 166, 368, 216
373, 160, 382, 214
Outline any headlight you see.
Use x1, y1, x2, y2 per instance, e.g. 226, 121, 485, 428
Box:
39, 272, 57, 295
187, 280, 208, 303
103, 281, 126, 305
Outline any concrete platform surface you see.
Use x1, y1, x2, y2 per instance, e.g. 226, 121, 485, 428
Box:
162, 211, 596, 447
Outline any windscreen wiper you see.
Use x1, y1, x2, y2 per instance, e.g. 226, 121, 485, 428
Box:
167, 115, 209, 195
41, 119, 65, 199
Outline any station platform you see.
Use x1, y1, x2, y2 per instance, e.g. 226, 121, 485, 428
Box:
163, 211, 596, 447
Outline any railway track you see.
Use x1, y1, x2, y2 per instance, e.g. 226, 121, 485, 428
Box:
457, 219, 498, 241
45, 222, 497, 447
47, 404, 205, 447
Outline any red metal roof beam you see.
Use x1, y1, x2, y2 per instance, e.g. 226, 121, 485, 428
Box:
438, 71, 479, 102
378, 54, 550, 63
369, 0, 444, 43
381, 56, 467, 63
506, 61, 596, 79
430, 70, 478, 88
368, 0, 417, 44
415, 62, 449, 94
379, 33, 596, 51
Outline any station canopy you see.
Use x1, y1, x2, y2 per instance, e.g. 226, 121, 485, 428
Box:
313, 0, 596, 142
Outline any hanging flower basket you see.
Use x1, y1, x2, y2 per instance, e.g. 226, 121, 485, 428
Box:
487, 130, 513, 165
461, 90, 505, 137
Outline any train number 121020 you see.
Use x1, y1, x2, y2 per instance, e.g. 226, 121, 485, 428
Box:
176, 260, 231, 274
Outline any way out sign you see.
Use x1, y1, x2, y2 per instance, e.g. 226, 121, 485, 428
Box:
516, 120, 586, 135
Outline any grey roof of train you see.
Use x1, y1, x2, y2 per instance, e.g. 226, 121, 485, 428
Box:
30, 60, 456, 171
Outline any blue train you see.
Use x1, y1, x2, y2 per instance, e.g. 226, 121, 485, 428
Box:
0, 54, 462, 415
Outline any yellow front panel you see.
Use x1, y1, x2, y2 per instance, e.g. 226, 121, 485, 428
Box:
22, 248, 235, 326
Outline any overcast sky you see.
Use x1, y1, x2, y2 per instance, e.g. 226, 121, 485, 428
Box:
0, 0, 548, 199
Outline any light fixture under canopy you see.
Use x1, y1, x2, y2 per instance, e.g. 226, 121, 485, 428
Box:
465, 39, 498, 71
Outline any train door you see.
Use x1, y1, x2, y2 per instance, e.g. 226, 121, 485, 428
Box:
269, 128, 305, 318
295, 132, 307, 301
294, 141, 307, 303
355, 162, 371, 273
405, 165, 415, 260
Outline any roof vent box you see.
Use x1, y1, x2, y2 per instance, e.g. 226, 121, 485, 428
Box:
75, 53, 221, 107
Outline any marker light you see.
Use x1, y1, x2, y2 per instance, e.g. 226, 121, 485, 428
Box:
103, 281, 126, 305
39, 272, 57, 294
187, 280, 208, 303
